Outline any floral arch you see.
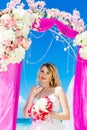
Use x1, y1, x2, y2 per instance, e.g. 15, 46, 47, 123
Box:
0, 0, 87, 130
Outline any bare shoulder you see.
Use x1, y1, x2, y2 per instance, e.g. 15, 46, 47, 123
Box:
55, 86, 65, 96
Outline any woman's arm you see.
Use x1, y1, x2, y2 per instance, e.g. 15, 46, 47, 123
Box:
23, 94, 34, 118
23, 86, 43, 118
48, 86, 70, 120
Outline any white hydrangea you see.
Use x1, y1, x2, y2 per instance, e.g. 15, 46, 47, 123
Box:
0, 59, 10, 72
0, 13, 11, 22
13, 9, 36, 37
21, 25, 30, 37
12, 8, 26, 20
0, 45, 5, 58
0, 46, 25, 72
0, 26, 7, 43
79, 47, 87, 60
33, 98, 49, 113
4, 28, 16, 41
9, 46, 25, 63
73, 31, 87, 60
74, 31, 87, 47
0, 64, 8, 72
16, 21, 30, 37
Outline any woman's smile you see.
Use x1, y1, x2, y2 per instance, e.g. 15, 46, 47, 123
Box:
41, 77, 47, 80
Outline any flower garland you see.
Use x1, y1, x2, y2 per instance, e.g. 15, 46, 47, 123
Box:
0, 0, 87, 71
0, 2, 42, 72
28, 96, 53, 121
0, 9, 31, 71
26, 0, 86, 33
7, 0, 86, 33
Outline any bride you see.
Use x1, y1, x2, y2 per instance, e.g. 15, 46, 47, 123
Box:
23, 62, 70, 130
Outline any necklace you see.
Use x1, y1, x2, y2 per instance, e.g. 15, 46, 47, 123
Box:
38, 88, 45, 99
38, 87, 54, 99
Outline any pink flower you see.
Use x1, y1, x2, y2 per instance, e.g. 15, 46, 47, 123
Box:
7, 0, 21, 9
2, 53, 9, 60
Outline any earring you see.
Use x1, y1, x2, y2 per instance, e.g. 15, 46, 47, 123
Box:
50, 80, 53, 87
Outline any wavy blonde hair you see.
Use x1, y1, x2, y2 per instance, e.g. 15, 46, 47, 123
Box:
36, 63, 61, 87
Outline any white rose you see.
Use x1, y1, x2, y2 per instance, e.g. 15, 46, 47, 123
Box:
79, 47, 87, 60
0, 59, 9, 72
13, 9, 26, 19
4, 28, 16, 41
34, 98, 49, 113
9, 46, 25, 63
21, 25, 30, 37
0, 45, 5, 58
74, 31, 87, 47
1, 13, 11, 22
0, 26, 7, 43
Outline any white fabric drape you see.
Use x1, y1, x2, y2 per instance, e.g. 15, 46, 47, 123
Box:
62, 76, 75, 130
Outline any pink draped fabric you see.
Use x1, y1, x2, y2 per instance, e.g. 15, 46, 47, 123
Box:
73, 50, 87, 130
0, 63, 22, 130
32, 18, 78, 38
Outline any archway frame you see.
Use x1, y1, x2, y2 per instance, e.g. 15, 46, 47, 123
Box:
0, 0, 87, 130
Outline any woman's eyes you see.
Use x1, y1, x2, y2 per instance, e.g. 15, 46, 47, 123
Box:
40, 70, 50, 74
40, 70, 44, 73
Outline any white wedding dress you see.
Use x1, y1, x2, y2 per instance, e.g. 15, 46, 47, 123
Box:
30, 94, 64, 130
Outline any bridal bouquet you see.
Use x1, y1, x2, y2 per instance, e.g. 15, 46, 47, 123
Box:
28, 96, 53, 121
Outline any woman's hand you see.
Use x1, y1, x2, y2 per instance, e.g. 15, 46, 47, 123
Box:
23, 86, 43, 118
23, 105, 29, 118
29, 86, 43, 98
45, 111, 56, 119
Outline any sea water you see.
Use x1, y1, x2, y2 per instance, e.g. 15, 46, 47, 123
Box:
16, 118, 32, 130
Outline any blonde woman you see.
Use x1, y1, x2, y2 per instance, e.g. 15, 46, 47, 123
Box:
24, 62, 70, 130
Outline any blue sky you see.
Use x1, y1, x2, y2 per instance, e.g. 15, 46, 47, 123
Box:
1, 0, 87, 118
